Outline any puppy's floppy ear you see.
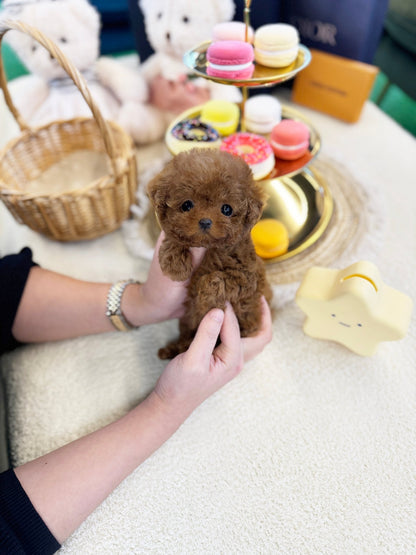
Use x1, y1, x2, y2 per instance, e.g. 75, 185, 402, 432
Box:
244, 181, 268, 230
146, 171, 171, 222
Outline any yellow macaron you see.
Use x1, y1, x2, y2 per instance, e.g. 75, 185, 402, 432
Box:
200, 100, 240, 136
251, 218, 289, 259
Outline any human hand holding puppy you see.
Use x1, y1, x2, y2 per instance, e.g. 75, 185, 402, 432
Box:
10, 297, 271, 548
147, 148, 273, 359
120, 228, 272, 420
7, 236, 271, 549
122, 231, 206, 326
154, 296, 272, 419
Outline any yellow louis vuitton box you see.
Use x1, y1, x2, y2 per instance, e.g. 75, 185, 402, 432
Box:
292, 49, 379, 123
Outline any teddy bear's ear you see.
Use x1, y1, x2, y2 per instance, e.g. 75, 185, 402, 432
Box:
138, 0, 152, 16
67, 0, 101, 31
213, 0, 235, 22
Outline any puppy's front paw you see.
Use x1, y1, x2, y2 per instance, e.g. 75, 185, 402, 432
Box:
159, 242, 193, 281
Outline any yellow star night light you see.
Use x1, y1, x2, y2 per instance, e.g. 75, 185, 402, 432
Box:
295, 261, 413, 356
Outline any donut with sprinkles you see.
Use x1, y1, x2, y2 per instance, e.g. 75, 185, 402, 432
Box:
172, 118, 219, 142
220, 132, 275, 180
166, 117, 222, 154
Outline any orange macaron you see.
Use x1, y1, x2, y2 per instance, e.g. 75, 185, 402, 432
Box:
251, 218, 290, 259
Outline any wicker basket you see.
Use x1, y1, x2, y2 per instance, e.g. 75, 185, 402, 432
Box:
0, 19, 138, 241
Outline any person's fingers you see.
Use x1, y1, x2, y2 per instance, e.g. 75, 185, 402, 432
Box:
185, 81, 196, 93
257, 296, 272, 334
242, 297, 273, 362
153, 231, 165, 256
189, 246, 206, 269
214, 303, 243, 365
149, 232, 165, 277
185, 308, 225, 366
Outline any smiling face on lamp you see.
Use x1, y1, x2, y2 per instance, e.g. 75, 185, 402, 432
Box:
301, 293, 377, 354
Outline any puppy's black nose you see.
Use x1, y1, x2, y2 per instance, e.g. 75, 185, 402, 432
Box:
166, 32, 171, 42
199, 218, 212, 231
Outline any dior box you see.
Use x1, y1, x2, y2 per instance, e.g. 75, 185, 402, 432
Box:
280, 0, 389, 63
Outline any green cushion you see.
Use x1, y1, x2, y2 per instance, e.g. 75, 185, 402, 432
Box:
1, 42, 29, 81
385, 0, 416, 54
377, 81, 416, 136
386, 14, 416, 55
374, 33, 416, 100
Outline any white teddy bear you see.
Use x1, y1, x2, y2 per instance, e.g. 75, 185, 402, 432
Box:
137, 0, 242, 142
1, 0, 165, 144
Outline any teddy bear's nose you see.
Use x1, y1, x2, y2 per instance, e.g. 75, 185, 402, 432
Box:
199, 218, 212, 231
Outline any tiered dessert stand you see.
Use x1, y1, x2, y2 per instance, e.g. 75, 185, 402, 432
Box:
168, 0, 333, 263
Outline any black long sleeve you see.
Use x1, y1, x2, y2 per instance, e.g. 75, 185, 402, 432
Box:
0, 247, 37, 355
0, 249, 60, 553
0, 469, 60, 554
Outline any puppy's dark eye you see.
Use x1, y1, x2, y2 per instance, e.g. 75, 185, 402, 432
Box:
182, 15, 190, 23
60, 37, 67, 43
157, 12, 163, 19
221, 204, 233, 217
181, 200, 194, 212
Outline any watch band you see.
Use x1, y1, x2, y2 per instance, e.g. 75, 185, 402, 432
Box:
106, 279, 140, 332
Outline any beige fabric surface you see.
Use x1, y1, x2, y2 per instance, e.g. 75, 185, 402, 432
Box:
0, 90, 415, 553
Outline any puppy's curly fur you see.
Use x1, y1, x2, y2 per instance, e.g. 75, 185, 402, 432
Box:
147, 148, 273, 359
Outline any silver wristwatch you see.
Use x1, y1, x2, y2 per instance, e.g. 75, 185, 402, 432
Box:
106, 279, 140, 332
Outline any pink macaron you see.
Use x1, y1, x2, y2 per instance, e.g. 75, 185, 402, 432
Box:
206, 40, 255, 80
212, 21, 254, 43
270, 119, 310, 160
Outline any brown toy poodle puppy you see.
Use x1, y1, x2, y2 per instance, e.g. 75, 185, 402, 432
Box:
147, 148, 273, 359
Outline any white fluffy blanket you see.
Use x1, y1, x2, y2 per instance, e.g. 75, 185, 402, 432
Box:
1, 96, 416, 553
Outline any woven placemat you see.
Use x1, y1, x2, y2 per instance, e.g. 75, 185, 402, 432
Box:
123, 154, 385, 307
265, 155, 385, 307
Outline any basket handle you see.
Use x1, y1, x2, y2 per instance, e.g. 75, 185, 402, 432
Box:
0, 19, 122, 177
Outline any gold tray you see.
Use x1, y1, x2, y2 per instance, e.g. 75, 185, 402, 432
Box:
165, 104, 321, 179
164, 106, 331, 263
183, 42, 311, 88
260, 165, 333, 262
